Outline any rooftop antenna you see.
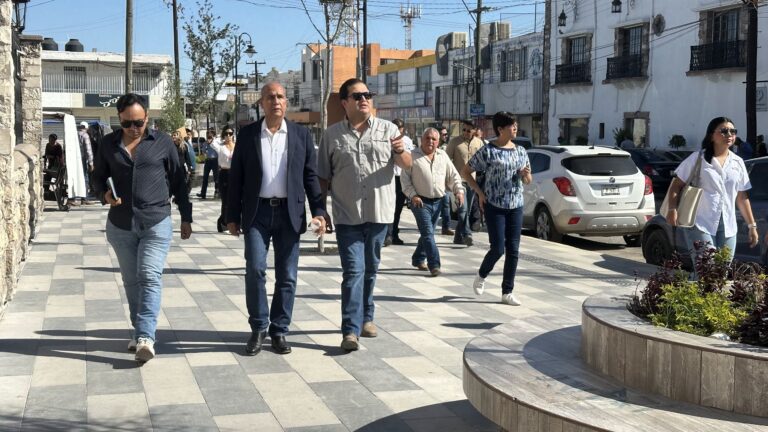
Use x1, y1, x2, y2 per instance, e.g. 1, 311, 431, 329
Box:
399, 3, 421, 50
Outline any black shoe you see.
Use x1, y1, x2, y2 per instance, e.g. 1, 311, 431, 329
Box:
217, 216, 226, 233
383, 236, 392, 247
453, 236, 464, 245
270, 335, 292, 354
245, 330, 267, 356
391, 237, 404, 245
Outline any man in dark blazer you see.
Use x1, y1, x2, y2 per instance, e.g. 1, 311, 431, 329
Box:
227, 82, 326, 356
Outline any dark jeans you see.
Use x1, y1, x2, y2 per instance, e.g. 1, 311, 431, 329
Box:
455, 183, 475, 241
200, 158, 219, 198
336, 223, 388, 336
479, 203, 523, 294
217, 169, 230, 229
440, 193, 451, 230
387, 176, 406, 239
243, 202, 300, 336
411, 197, 442, 270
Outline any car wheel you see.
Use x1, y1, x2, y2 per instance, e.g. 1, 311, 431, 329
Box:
642, 229, 671, 266
623, 235, 641, 247
535, 207, 563, 242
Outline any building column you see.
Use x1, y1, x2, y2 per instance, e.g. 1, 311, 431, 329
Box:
18, 34, 43, 250
0, 0, 16, 312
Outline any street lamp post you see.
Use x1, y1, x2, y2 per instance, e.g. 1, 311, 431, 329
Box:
233, 32, 256, 131
246, 58, 266, 121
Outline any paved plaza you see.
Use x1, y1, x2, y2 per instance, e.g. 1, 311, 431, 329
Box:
0, 194, 655, 431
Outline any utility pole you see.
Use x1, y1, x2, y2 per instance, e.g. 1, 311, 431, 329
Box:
356, 0, 361, 78
362, 0, 368, 83
246, 58, 266, 120
172, 0, 180, 86
125, 0, 133, 93
745, 0, 758, 147
470, 0, 490, 105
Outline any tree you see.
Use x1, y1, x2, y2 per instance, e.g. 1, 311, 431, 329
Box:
156, 72, 185, 133
182, 0, 241, 130
300, 0, 350, 131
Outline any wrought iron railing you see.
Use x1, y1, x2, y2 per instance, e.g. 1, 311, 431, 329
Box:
689, 40, 746, 71
606, 54, 644, 80
555, 61, 591, 84
42, 73, 167, 95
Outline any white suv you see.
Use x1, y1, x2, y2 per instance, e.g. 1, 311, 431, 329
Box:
522, 146, 655, 246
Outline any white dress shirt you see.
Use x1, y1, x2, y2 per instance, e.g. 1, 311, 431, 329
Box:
675, 150, 751, 237
258, 119, 289, 198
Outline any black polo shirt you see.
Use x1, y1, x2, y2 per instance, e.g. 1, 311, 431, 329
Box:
92, 129, 193, 231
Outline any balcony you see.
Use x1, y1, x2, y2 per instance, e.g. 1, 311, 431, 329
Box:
689, 40, 745, 72
555, 62, 591, 85
42, 73, 167, 96
606, 54, 644, 80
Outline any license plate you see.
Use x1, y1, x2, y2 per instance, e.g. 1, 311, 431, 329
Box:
602, 186, 620, 196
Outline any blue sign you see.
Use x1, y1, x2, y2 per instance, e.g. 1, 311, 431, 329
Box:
469, 103, 485, 117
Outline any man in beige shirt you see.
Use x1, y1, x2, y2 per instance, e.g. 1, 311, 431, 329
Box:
402, 128, 465, 277
445, 119, 484, 246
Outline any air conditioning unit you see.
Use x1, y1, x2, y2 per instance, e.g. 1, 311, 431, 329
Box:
435, 32, 468, 76
491, 22, 510, 42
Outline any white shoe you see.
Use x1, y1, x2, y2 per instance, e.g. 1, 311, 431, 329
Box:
473, 274, 485, 295
135, 337, 155, 363
127, 339, 137, 352
501, 293, 521, 306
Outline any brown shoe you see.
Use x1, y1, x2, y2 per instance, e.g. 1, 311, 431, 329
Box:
430, 268, 441, 277
441, 228, 454, 235
361, 321, 378, 338
413, 262, 428, 271
341, 334, 359, 351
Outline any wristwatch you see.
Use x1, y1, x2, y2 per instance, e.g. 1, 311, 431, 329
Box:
748, 223, 758, 229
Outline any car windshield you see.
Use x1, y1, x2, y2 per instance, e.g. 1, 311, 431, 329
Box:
748, 162, 768, 200
562, 155, 638, 176
640, 151, 673, 162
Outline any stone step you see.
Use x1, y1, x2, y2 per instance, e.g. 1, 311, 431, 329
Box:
462, 316, 768, 432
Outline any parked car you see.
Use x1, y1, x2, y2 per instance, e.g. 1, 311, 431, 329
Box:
483, 136, 533, 149
641, 156, 768, 268
624, 148, 680, 197
522, 146, 655, 246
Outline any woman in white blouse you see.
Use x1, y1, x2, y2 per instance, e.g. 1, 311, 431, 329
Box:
216, 125, 236, 232
665, 116, 759, 275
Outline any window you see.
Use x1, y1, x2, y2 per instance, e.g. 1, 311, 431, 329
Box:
709, 8, 739, 43
63, 66, 86, 92
312, 61, 320, 80
563, 156, 638, 176
302, 63, 306, 82
559, 117, 589, 145
529, 153, 550, 174
499, 50, 507, 81
416, 65, 431, 92
622, 27, 643, 57
385, 72, 398, 94
499, 47, 527, 82
453, 56, 473, 85
568, 37, 587, 64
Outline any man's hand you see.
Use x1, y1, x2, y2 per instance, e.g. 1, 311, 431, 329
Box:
323, 214, 334, 234
105, 189, 122, 207
227, 222, 241, 237
309, 216, 326, 237
88, 163, 94, 173
390, 134, 405, 154
411, 196, 423, 208
180, 222, 192, 240
666, 209, 678, 227
456, 192, 464, 207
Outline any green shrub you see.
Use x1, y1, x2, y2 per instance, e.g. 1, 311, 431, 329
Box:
649, 282, 747, 337
669, 134, 686, 148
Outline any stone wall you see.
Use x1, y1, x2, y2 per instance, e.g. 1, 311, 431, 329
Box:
0, 1, 43, 315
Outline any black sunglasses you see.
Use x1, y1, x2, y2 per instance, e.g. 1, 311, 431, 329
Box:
223, 131, 234, 137
462, 128, 473, 132
350, 92, 376, 101
120, 119, 145, 129
719, 127, 738, 136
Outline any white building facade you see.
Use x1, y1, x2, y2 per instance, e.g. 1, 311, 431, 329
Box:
548, 0, 767, 148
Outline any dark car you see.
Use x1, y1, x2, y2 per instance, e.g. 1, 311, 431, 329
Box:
641, 156, 768, 268
625, 148, 680, 198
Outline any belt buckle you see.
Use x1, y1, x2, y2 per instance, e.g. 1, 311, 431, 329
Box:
269, 198, 280, 207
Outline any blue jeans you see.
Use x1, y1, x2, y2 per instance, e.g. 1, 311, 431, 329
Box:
684, 215, 736, 279
455, 183, 475, 241
479, 204, 523, 294
243, 202, 300, 336
440, 193, 452, 230
106, 216, 172, 342
335, 223, 388, 336
411, 198, 442, 270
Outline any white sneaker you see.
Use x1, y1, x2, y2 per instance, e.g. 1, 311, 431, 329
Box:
127, 339, 137, 352
473, 274, 485, 295
501, 293, 521, 306
135, 337, 155, 363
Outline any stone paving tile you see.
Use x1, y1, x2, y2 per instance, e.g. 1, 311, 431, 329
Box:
0, 197, 655, 430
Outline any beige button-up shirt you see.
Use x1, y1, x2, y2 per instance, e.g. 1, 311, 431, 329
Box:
317, 116, 400, 225
445, 135, 484, 174
401, 148, 464, 200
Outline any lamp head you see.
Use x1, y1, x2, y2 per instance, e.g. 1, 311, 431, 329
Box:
611, 0, 622, 13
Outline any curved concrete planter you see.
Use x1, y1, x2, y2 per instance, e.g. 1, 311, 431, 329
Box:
582, 295, 768, 417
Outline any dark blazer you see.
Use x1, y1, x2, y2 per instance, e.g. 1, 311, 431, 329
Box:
227, 118, 326, 234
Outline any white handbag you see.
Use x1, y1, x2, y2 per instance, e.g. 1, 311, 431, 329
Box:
660, 151, 703, 228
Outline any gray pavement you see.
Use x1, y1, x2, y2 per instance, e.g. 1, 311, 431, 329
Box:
0, 193, 656, 431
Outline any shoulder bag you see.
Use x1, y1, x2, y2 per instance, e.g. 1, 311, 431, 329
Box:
660, 150, 703, 228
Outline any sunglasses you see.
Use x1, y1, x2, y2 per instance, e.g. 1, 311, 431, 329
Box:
719, 127, 738, 136
462, 128, 473, 133
350, 92, 376, 101
223, 131, 234, 137
120, 119, 145, 129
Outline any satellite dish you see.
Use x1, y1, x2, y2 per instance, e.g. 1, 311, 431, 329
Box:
652, 14, 666, 36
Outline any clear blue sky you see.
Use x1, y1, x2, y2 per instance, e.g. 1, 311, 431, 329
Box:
27, 0, 541, 81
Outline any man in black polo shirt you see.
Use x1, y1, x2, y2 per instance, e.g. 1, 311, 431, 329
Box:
92, 93, 193, 364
